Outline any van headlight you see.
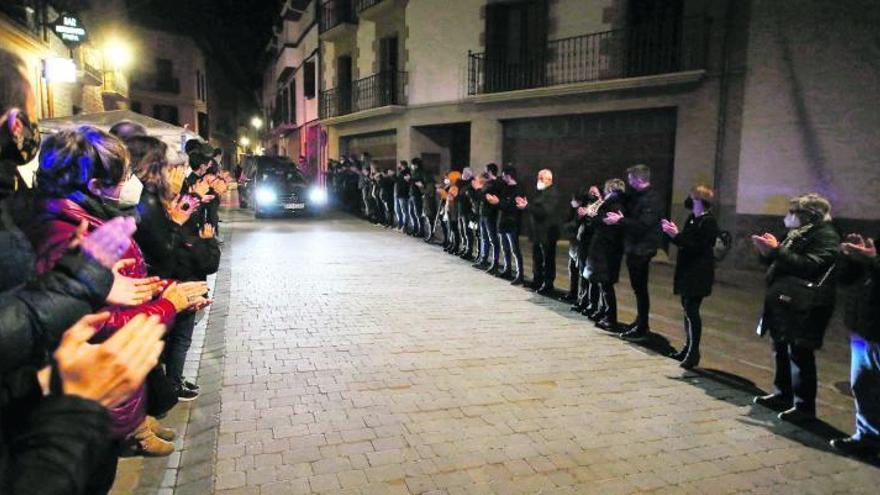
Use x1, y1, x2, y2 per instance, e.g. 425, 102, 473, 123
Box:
255, 187, 277, 204
308, 187, 327, 205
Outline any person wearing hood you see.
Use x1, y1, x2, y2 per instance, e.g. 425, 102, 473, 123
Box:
520, 169, 562, 295
394, 161, 411, 232
661, 185, 719, 369
751, 193, 839, 424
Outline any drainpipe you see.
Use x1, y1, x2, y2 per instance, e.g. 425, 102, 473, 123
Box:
712, 0, 735, 223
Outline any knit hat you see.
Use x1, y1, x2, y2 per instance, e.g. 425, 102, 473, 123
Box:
791, 193, 832, 222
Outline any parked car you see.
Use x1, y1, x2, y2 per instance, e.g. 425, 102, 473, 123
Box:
242, 156, 327, 218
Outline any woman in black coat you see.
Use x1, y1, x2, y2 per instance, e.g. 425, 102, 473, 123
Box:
661, 185, 719, 369
586, 179, 625, 331
751, 193, 840, 423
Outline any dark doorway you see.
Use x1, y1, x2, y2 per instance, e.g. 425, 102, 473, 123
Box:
340, 130, 397, 170
378, 35, 399, 106
484, 0, 549, 92
626, 0, 684, 77
336, 55, 353, 115
502, 108, 678, 226
412, 123, 471, 177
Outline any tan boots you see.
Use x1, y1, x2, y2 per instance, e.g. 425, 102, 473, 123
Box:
126, 416, 176, 457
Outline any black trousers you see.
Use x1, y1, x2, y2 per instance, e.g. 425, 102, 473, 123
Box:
500, 231, 523, 278
532, 239, 558, 288
484, 218, 500, 267
409, 198, 423, 236
626, 254, 652, 328
681, 296, 704, 357
772, 340, 817, 414
567, 256, 579, 297
599, 282, 617, 323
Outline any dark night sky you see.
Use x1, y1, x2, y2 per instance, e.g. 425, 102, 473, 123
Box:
122, 0, 279, 92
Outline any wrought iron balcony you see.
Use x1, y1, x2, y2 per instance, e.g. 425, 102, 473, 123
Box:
355, 0, 382, 13
318, 0, 357, 35
468, 17, 709, 95
130, 75, 181, 94
320, 71, 406, 119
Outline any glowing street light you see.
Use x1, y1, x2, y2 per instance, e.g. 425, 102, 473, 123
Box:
104, 38, 133, 69
239, 136, 251, 147
250, 116, 263, 130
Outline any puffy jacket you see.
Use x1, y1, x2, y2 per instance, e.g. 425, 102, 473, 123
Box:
619, 186, 662, 257
28, 197, 177, 336
587, 195, 625, 284
837, 235, 880, 342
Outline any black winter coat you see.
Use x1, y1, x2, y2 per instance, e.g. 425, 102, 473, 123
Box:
1, 373, 111, 495
671, 213, 719, 298
497, 182, 524, 234
619, 187, 662, 257
837, 235, 880, 342
479, 179, 502, 221
527, 186, 562, 244
135, 190, 183, 279
760, 221, 840, 349
587, 195, 624, 284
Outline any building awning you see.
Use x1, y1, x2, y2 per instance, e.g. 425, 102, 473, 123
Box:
39, 109, 201, 152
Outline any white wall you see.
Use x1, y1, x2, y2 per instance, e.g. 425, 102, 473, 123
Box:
735, 0, 880, 220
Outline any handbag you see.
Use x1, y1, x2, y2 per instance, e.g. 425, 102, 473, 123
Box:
765, 264, 835, 315
145, 365, 179, 417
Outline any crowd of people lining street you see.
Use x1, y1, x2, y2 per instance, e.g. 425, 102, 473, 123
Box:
0, 40, 878, 493
328, 152, 879, 460
0, 49, 233, 493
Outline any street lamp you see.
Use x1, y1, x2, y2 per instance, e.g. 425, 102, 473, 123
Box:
239, 136, 251, 147
250, 116, 263, 130
103, 38, 133, 70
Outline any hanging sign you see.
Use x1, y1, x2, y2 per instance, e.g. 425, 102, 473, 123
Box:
52, 13, 88, 47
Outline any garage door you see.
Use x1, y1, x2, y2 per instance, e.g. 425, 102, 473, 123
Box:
502, 108, 677, 225
340, 130, 397, 170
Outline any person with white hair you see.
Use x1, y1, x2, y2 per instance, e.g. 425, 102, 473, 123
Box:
751, 192, 840, 424
519, 168, 562, 295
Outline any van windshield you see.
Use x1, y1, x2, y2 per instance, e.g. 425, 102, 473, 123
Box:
259, 166, 304, 183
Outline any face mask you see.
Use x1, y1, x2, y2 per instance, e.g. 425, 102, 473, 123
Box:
684, 197, 694, 210
783, 212, 801, 229
570, 199, 580, 208
536, 181, 547, 191
112, 175, 144, 208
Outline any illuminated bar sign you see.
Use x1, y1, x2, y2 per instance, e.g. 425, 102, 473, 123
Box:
52, 14, 88, 47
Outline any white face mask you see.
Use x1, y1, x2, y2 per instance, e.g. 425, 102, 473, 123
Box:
114, 175, 144, 208
570, 199, 580, 208
783, 212, 801, 229
536, 181, 547, 191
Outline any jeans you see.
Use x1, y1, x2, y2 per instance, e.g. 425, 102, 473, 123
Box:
396, 198, 409, 229
409, 197, 423, 236
681, 296, 704, 357
532, 239, 558, 288
163, 310, 197, 388
626, 254, 652, 328
772, 340, 817, 414
500, 231, 523, 278
851, 335, 880, 447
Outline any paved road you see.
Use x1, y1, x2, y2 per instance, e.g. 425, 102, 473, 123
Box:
187, 211, 879, 494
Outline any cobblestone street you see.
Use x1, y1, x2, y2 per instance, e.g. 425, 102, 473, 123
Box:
167, 211, 879, 494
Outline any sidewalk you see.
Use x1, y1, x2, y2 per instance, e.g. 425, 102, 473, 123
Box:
515, 238, 856, 435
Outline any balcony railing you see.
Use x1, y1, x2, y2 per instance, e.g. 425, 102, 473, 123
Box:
320, 71, 406, 119
318, 0, 356, 34
130, 75, 181, 94
102, 70, 129, 100
468, 16, 709, 95
354, 0, 382, 13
